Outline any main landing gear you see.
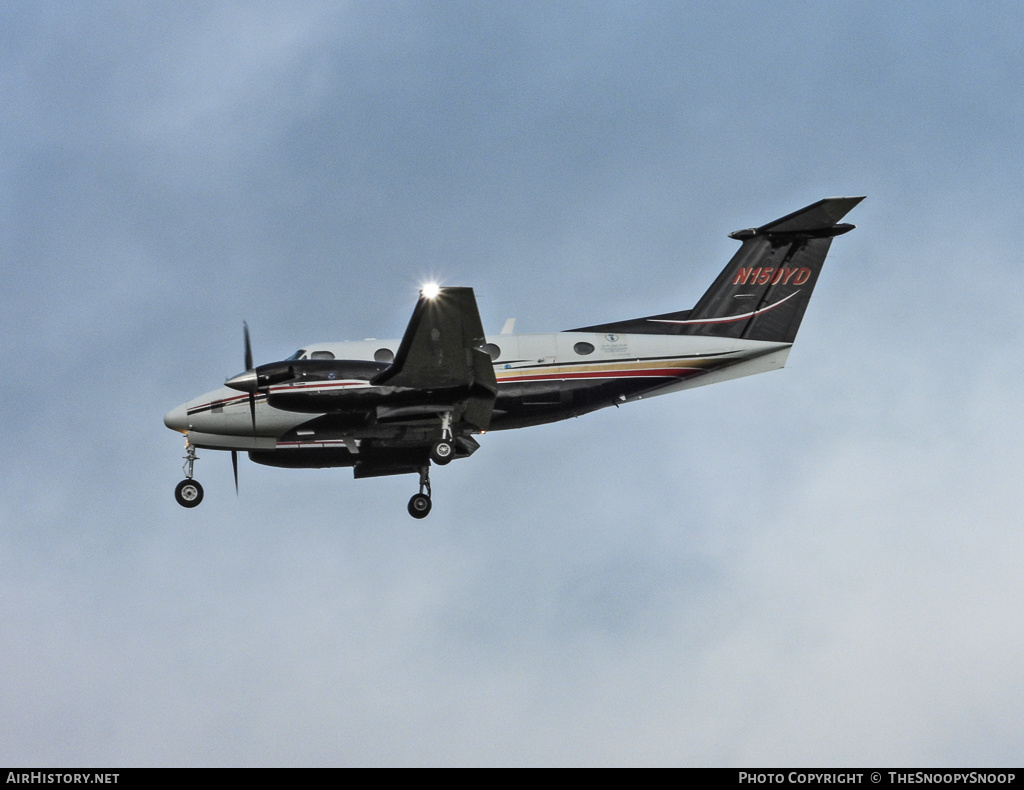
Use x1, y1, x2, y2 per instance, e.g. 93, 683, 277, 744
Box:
174, 441, 204, 508
412, 412, 458, 517
430, 439, 453, 465
429, 412, 454, 466
408, 465, 432, 519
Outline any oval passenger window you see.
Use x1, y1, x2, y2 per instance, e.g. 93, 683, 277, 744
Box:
573, 342, 595, 355
481, 343, 500, 361
374, 348, 394, 363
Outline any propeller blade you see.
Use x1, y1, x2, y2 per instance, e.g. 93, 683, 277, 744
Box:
231, 450, 239, 495
243, 321, 256, 432
243, 321, 253, 372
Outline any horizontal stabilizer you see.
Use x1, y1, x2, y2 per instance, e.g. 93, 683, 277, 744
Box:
730, 196, 864, 239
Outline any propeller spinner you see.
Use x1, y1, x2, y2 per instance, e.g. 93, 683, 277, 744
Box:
225, 322, 295, 431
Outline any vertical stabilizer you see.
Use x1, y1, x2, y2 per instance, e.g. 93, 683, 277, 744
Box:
570, 197, 864, 343
659, 196, 864, 342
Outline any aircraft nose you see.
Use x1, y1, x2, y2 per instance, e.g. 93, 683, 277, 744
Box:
164, 403, 189, 432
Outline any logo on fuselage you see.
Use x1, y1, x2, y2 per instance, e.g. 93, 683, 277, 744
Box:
732, 266, 811, 286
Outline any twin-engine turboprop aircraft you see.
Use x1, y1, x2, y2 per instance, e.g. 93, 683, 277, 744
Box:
164, 196, 863, 517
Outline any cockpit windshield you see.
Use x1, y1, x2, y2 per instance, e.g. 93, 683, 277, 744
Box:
286, 349, 307, 361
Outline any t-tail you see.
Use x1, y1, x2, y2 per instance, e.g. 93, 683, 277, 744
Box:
573, 196, 864, 343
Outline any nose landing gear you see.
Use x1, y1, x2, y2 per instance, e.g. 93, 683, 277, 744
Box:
174, 478, 204, 508
174, 441, 204, 508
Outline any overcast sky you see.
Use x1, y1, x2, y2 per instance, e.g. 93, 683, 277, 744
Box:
3, 1, 1023, 767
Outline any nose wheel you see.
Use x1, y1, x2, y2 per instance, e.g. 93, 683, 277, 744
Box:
175, 478, 204, 508
174, 440, 204, 508
407, 465, 432, 518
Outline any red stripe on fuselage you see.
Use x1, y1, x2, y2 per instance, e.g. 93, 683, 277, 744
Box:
501, 367, 701, 383
187, 367, 700, 414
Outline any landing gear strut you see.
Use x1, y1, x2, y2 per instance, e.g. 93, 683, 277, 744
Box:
174, 440, 204, 508
430, 411, 454, 465
407, 465, 432, 519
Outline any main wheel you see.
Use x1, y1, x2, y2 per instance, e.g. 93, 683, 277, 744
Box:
407, 493, 432, 519
175, 479, 204, 508
430, 439, 454, 466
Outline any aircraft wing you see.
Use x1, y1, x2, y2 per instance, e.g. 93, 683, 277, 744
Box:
372, 286, 498, 429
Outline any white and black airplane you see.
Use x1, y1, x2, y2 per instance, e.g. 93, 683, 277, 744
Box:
164, 196, 863, 517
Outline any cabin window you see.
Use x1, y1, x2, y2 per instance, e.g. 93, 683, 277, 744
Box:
573, 341, 595, 355
481, 343, 500, 361
374, 348, 394, 363
310, 350, 335, 360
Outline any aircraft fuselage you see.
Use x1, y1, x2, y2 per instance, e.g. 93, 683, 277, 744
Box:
165, 330, 790, 465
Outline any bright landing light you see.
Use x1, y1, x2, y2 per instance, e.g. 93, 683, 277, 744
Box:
421, 281, 442, 299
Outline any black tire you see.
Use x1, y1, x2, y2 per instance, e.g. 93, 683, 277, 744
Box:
175, 479, 204, 508
430, 439, 454, 466
407, 493, 432, 519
